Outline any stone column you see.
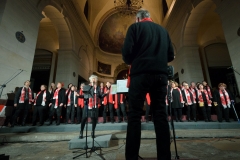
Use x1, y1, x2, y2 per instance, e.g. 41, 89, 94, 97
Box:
215, 0, 240, 92
55, 50, 80, 87
0, 0, 43, 98
171, 46, 204, 83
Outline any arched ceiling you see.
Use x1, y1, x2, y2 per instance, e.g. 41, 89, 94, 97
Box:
73, 0, 169, 41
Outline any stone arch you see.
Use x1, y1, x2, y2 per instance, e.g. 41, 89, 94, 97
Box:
182, 0, 215, 46
38, 1, 74, 50
113, 63, 129, 82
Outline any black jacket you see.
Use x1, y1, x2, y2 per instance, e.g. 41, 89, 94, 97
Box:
122, 21, 174, 76
78, 85, 106, 106
213, 89, 234, 106
182, 89, 195, 104
35, 90, 51, 106
51, 88, 65, 107
14, 87, 34, 104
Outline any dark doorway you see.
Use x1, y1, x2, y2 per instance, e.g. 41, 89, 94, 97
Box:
77, 75, 87, 89
31, 70, 50, 92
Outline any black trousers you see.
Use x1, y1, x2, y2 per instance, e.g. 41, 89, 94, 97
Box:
80, 105, 98, 132
49, 105, 62, 124
76, 106, 83, 123
186, 104, 196, 120
32, 105, 45, 125
66, 104, 75, 123
126, 74, 170, 160
173, 108, 182, 121
11, 103, 30, 125
103, 103, 114, 121
116, 103, 127, 121
201, 102, 211, 120
217, 105, 230, 122
145, 104, 151, 120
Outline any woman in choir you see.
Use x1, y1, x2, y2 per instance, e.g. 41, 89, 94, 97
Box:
197, 83, 213, 122
65, 85, 78, 124
182, 82, 197, 122
171, 81, 184, 122
78, 75, 108, 139
32, 85, 50, 126
213, 83, 234, 122
76, 83, 85, 124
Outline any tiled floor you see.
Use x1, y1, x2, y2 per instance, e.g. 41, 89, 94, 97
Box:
1, 138, 240, 160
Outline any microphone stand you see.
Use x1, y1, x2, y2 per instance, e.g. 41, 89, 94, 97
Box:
168, 88, 180, 159
0, 69, 24, 98
73, 86, 105, 160
228, 66, 240, 76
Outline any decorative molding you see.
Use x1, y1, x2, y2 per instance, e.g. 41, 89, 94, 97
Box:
113, 63, 129, 81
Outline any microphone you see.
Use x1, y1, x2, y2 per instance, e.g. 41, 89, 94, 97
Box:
227, 66, 233, 69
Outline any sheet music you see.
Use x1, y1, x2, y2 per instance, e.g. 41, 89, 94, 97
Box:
117, 80, 129, 93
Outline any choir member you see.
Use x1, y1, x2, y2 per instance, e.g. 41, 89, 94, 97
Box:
65, 85, 78, 124
32, 85, 50, 126
145, 93, 151, 122
202, 81, 213, 100
182, 83, 197, 122
171, 81, 184, 122
197, 83, 213, 122
11, 80, 34, 127
79, 75, 108, 139
49, 82, 56, 96
48, 82, 65, 125
103, 82, 115, 123
115, 93, 128, 123
76, 83, 85, 124
213, 83, 234, 122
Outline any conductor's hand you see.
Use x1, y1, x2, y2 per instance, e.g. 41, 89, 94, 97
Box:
14, 104, 17, 107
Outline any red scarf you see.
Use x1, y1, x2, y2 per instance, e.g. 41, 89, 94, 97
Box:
103, 87, 114, 105
53, 89, 60, 107
127, 66, 131, 88
170, 88, 184, 103
189, 87, 197, 100
140, 18, 153, 22
88, 86, 99, 109
183, 89, 196, 105
206, 86, 212, 98
34, 90, 46, 106
219, 89, 231, 108
146, 93, 151, 106
197, 90, 212, 106
19, 87, 32, 104
78, 89, 84, 108
114, 94, 124, 109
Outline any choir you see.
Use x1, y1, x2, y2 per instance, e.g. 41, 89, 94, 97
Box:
3, 77, 238, 129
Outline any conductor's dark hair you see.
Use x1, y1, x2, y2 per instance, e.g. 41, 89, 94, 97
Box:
136, 9, 150, 19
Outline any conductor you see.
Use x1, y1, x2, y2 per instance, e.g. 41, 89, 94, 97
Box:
122, 9, 175, 160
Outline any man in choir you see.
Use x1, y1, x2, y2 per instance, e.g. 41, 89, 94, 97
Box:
103, 82, 115, 123
48, 82, 65, 125
213, 83, 234, 122
32, 85, 50, 126
197, 83, 213, 122
79, 75, 108, 139
115, 93, 128, 123
76, 83, 85, 124
145, 93, 151, 122
11, 80, 34, 127
63, 83, 73, 122
182, 83, 197, 122
122, 9, 174, 159
65, 85, 78, 124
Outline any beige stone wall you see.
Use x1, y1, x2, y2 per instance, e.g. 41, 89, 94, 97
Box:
0, 0, 42, 98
